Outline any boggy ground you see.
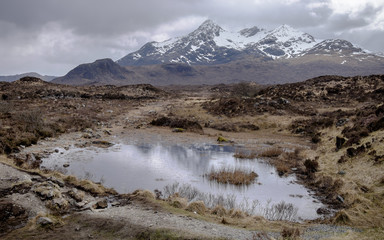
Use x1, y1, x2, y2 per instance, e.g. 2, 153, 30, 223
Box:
1, 75, 384, 239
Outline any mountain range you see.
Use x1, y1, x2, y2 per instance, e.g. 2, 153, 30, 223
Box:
52, 20, 384, 86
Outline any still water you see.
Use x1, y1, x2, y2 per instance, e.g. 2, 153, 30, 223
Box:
41, 143, 323, 220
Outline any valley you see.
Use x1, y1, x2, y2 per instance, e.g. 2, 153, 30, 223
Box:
1, 75, 383, 239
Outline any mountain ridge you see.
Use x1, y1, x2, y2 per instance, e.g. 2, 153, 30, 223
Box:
52, 20, 384, 86
117, 20, 374, 66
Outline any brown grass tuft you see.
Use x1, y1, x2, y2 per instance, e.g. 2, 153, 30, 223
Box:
186, 201, 207, 215
281, 227, 300, 239
233, 151, 257, 159
259, 147, 283, 158
211, 205, 227, 217
332, 210, 351, 224
206, 168, 258, 185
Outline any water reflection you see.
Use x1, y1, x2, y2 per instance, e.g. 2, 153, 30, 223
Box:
41, 143, 323, 220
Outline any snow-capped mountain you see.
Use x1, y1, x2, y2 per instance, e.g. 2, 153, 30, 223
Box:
117, 20, 368, 66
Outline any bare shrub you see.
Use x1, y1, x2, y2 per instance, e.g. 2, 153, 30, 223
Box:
263, 201, 298, 221
15, 110, 44, 132
304, 159, 319, 173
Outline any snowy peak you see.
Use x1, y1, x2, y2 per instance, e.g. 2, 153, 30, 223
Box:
193, 19, 223, 37
117, 20, 378, 66
306, 39, 364, 54
268, 24, 315, 43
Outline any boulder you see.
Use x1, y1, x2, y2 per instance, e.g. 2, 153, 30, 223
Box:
37, 217, 53, 226
93, 199, 108, 209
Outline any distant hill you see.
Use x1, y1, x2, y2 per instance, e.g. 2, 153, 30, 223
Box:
0, 72, 56, 82
51, 58, 143, 86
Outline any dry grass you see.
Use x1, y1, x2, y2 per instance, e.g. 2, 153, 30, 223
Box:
303, 126, 384, 228
259, 147, 283, 158
206, 167, 258, 185
64, 175, 117, 196
233, 151, 257, 159
186, 201, 207, 215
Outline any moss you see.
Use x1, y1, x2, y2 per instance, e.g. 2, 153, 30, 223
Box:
217, 136, 229, 143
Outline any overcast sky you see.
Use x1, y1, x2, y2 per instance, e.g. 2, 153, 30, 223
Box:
1, 0, 383, 76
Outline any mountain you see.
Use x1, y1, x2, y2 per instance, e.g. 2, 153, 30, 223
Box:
52, 58, 141, 86
0, 72, 56, 82
117, 20, 374, 66
55, 20, 384, 86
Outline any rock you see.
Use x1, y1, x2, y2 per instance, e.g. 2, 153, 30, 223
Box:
336, 118, 348, 127
37, 217, 53, 226
32, 182, 61, 200
336, 195, 344, 203
48, 177, 65, 187
93, 199, 108, 209
68, 188, 84, 202
336, 136, 346, 149
91, 140, 114, 148
316, 207, 331, 215
337, 170, 346, 175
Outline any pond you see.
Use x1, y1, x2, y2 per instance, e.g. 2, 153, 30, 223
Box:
41, 143, 324, 221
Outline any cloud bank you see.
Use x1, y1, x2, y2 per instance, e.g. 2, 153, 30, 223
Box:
0, 0, 383, 75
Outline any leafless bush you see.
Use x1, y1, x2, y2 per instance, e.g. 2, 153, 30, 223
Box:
15, 110, 44, 132
263, 201, 298, 221
163, 183, 262, 216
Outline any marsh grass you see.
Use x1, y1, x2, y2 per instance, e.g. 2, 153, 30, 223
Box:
233, 150, 257, 159
206, 167, 258, 185
259, 147, 283, 158
162, 182, 298, 221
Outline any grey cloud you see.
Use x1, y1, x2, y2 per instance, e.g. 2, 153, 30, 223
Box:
327, 4, 383, 32
0, 0, 383, 75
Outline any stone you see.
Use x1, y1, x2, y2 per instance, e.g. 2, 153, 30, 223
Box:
316, 207, 331, 215
93, 199, 108, 209
37, 217, 53, 226
68, 188, 84, 202
336, 195, 344, 203
336, 136, 346, 149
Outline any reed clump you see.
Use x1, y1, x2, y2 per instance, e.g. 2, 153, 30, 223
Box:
206, 167, 258, 185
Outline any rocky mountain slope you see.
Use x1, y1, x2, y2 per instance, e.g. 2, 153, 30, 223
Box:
117, 20, 377, 66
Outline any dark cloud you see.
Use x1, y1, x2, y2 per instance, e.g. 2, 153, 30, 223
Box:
0, 0, 383, 75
